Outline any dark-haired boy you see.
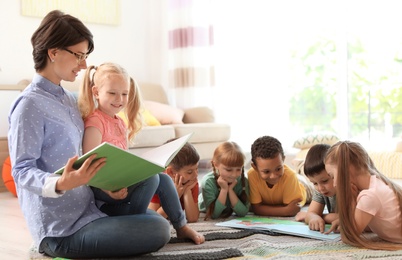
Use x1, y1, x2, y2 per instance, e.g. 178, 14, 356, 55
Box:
295, 143, 338, 233
149, 142, 200, 222
248, 136, 307, 217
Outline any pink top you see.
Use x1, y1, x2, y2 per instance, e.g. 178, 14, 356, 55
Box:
357, 175, 402, 243
84, 109, 127, 150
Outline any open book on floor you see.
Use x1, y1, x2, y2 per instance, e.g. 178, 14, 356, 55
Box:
55, 133, 193, 191
216, 215, 341, 241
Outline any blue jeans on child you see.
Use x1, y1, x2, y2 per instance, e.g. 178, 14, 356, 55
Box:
155, 173, 187, 229
92, 174, 160, 215
92, 173, 186, 229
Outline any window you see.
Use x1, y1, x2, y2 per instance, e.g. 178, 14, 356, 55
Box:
212, 1, 402, 150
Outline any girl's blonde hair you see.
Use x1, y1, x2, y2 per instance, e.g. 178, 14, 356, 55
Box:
78, 62, 143, 140
205, 141, 248, 220
325, 141, 402, 250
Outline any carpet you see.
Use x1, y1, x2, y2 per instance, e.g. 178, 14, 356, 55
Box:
30, 214, 402, 260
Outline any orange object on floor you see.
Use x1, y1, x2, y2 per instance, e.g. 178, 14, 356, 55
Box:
2, 156, 17, 197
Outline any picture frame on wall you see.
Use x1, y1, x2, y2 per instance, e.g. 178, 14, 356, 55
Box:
21, 0, 120, 25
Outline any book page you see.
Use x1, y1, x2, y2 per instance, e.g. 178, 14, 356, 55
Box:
216, 216, 341, 241
140, 133, 193, 167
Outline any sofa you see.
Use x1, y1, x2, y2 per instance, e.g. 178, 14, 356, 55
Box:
126, 82, 231, 160
290, 132, 402, 180
16, 80, 231, 161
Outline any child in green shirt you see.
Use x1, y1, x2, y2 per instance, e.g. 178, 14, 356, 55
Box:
198, 141, 250, 220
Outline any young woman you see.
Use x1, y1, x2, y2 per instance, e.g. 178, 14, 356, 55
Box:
325, 141, 402, 250
8, 10, 197, 259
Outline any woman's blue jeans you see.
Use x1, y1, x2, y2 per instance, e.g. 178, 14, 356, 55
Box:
39, 211, 171, 258
39, 173, 187, 258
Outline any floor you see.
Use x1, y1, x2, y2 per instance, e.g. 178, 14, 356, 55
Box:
0, 162, 213, 260
0, 192, 32, 259
2, 179, 402, 259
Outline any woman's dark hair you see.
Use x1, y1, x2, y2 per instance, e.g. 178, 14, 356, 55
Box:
31, 10, 94, 71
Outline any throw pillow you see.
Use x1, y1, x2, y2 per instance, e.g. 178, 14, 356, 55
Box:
142, 109, 161, 126
293, 132, 339, 150
143, 100, 184, 125
117, 109, 161, 126
183, 106, 215, 123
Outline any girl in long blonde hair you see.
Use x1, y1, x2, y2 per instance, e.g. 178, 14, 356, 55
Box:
325, 141, 402, 250
78, 62, 142, 141
78, 62, 205, 245
199, 141, 250, 220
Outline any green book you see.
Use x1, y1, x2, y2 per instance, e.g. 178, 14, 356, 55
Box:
55, 133, 193, 191
216, 215, 341, 241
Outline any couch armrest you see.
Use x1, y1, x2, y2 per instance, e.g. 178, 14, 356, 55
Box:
183, 106, 215, 123
396, 139, 402, 152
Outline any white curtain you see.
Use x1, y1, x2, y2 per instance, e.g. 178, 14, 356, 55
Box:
167, 0, 216, 110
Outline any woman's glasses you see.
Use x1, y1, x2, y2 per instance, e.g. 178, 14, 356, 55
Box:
63, 48, 89, 64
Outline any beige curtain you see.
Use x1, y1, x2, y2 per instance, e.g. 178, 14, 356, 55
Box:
167, 0, 215, 109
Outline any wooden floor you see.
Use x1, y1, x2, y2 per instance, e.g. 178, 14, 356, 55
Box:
1, 179, 402, 259
0, 192, 32, 259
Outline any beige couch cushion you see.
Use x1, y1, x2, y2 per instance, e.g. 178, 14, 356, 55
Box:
396, 140, 402, 152
174, 123, 231, 144
368, 151, 402, 179
143, 101, 184, 125
129, 125, 175, 148
139, 83, 169, 104
183, 107, 215, 123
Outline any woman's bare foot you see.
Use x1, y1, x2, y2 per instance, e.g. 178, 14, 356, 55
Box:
176, 225, 205, 245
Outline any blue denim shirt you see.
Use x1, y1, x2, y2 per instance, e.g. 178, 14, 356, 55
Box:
8, 74, 106, 248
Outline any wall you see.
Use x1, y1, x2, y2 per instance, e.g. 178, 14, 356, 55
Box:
0, 87, 22, 136
0, 1, 169, 191
0, 1, 169, 137
0, 0, 168, 86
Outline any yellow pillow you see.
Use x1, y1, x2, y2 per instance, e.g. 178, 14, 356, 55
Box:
117, 109, 161, 127
142, 109, 161, 126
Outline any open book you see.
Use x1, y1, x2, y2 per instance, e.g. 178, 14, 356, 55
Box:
55, 133, 193, 191
216, 215, 341, 241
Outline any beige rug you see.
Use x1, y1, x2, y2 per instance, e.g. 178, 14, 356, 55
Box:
30, 214, 402, 259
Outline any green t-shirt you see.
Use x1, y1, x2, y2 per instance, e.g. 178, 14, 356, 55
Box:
198, 171, 250, 219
